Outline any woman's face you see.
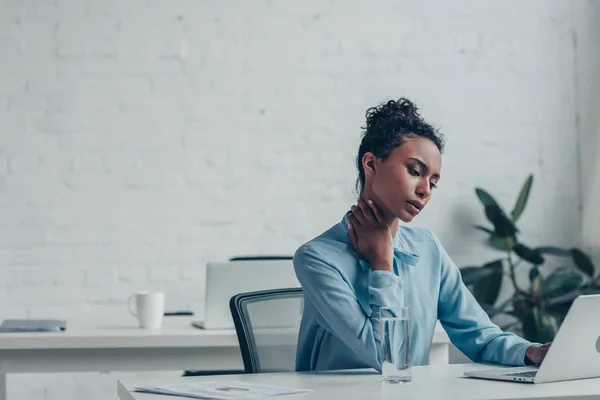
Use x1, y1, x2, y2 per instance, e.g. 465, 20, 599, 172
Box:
368, 137, 442, 223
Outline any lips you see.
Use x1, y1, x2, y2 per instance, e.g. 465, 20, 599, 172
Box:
407, 200, 424, 210
406, 200, 424, 215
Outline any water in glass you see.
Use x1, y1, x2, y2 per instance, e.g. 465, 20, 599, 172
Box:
381, 316, 411, 383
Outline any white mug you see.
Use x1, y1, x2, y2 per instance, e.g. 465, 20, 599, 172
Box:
127, 291, 164, 329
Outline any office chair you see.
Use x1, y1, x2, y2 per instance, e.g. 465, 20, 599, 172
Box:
230, 287, 304, 373
183, 257, 295, 377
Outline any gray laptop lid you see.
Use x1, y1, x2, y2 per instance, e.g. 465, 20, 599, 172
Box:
464, 294, 600, 383
533, 294, 600, 383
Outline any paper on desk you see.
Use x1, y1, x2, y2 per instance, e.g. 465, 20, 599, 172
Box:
133, 381, 311, 399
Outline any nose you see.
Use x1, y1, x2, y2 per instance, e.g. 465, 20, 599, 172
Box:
416, 180, 431, 199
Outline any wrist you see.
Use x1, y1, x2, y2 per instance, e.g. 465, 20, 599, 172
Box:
370, 258, 393, 272
525, 344, 539, 366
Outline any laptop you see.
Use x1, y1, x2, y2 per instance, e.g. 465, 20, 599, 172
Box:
192, 260, 300, 330
0, 319, 66, 332
464, 294, 600, 383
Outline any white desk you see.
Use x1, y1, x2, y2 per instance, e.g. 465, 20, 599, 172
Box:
0, 317, 449, 400
118, 364, 600, 400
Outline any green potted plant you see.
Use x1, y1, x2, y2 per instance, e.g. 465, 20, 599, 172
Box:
460, 174, 600, 343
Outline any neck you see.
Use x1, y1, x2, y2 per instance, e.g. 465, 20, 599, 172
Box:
359, 186, 400, 237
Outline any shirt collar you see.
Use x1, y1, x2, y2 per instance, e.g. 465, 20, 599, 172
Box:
340, 214, 420, 270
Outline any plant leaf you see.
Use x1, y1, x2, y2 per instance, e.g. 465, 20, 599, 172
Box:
529, 266, 540, 282
472, 260, 503, 306
541, 269, 587, 299
479, 303, 495, 315
571, 248, 595, 277
475, 188, 500, 207
488, 234, 515, 251
581, 287, 600, 295
473, 225, 494, 235
511, 174, 533, 222
535, 246, 572, 256
522, 307, 558, 343
460, 266, 497, 286
530, 274, 543, 298
485, 205, 517, 238
486, 295, 525, 319
545, 300, 575, 325
513, 243, 545, 265
488, 235, 508, 251
510, 298, 533, 322
534, 307, 559, 343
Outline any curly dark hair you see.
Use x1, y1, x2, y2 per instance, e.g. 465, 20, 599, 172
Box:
355, 97, 444, 194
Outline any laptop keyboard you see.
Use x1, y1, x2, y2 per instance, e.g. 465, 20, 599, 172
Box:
506, 371, 537, 378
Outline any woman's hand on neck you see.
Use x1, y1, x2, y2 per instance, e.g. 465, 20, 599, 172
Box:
359, 190, 399, 237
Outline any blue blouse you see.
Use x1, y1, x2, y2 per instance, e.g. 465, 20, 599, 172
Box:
293, 214, 532, 371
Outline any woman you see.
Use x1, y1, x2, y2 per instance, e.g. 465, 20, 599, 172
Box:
293, 98, 550, 372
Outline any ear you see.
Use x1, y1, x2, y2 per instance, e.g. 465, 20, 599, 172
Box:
362, 152, 377, 175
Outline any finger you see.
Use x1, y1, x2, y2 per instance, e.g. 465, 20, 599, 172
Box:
356, 199, 375, 223
350, 205, 367, 225
347, 223, 358, 248
347, 211, 362, 227
541, 342, 552, 348
367, 199, 384, 224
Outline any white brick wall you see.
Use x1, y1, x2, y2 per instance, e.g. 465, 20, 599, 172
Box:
576, 2, 600, 258
0, 0, 598, 398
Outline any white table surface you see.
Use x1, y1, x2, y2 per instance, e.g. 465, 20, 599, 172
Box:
0, 316, 450, 400
117, 363, 600, 400
0, 316, 244, 400
0, 317, 246, 375
0, 317, 449, 352
0, 317, 237, 350
0, 317, 449, 350
0, 317, 450, 373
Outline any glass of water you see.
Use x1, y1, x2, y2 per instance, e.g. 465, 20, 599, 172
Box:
379, 306, 411, 384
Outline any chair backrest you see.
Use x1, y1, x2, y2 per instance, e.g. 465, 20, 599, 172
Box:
229, 288, 303, 374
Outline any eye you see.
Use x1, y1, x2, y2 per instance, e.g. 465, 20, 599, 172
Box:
430, 182, 438, 190
408, 167, 420, 177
